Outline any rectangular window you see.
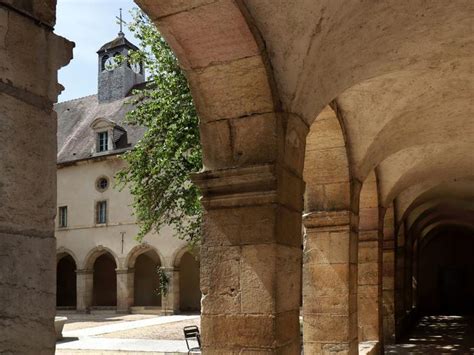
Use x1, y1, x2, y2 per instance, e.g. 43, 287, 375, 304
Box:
98, 131, 108, 152
58, 206, 67, 228
96, 201, 107, 224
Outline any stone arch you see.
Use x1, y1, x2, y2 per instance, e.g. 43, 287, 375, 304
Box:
174, 247, 201, 313
92, 251, 117, 307
56, 251, 77, 309
126, 245, 162, 307
57, 247, 79, 267
125, 243, 164, 269
83, 245, 120, 270
303, 105, 353, 212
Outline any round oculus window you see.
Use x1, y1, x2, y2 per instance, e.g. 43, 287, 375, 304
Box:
96, 177, 109, 191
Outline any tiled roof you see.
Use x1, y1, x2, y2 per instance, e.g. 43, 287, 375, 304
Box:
56, 94, 145, 164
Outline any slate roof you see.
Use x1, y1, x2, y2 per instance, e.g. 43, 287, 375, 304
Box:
97, 34, 139, 54
56, 94, 145, 165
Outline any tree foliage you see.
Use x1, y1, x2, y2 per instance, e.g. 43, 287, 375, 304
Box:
116, 9, 202, 246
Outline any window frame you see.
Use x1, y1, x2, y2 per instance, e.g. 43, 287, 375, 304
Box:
95, 200, 108, 225
58, 206, 68, 228
97, 131, 109, 152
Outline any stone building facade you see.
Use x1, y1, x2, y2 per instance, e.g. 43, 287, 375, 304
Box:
54, 32, 200, 315
1, 1, 473, 354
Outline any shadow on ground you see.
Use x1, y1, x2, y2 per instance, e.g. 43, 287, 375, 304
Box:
386, 315, 474, 354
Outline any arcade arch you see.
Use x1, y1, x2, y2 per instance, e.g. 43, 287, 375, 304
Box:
2, 0, 473, 353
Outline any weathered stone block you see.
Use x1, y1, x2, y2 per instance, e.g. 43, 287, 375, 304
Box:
303, 293, 350, 315
231, 113, 277, 165
0, 233, 56, 352
304, 263, 350, 296
202, 205, 277, 246
358, 262, 378, 285
149, 0, 259, 69
136, 0, 217, 19
284, 113, 309, 174
0, 94, 56, 235
304, 314, 351, 342
202, 314, 275, 348
200, 245, 241, 315
200, 120, 233, 169
305, 231, 350, 264
358, 240, 379, 263
0, 7, 72, 101
187, 56, 274, 122
241, 244, 276, 313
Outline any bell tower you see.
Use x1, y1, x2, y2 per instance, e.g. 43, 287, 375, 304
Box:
97, 11, 144, 103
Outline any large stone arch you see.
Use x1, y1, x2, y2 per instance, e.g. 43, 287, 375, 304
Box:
91, 252, 117, 307
125, 243, 164, 269
56, 250, 77, 309
57, 247, 79, 267
125, 244, 163, 308
173, 247, 201, 312
83, 245, 121, 270
2, 0, 473, 353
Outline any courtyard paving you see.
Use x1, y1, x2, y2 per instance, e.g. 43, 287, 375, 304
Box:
56, 313, 200, 354
385, 315, 474, 354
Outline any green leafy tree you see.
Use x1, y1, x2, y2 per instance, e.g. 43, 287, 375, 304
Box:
116, 9, 202, 246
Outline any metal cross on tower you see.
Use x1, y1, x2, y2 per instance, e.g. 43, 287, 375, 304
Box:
116, 8, 126, 37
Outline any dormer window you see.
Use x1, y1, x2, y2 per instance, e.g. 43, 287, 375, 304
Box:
98, 131, 108, 152
90, 117, 129, 154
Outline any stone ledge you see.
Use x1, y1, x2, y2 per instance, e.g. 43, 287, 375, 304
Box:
303, 210, 351, 229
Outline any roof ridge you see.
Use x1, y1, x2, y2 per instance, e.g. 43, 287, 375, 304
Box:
56, 94, 96, 105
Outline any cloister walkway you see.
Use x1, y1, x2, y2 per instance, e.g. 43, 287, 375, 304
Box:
386, 315, 474, 354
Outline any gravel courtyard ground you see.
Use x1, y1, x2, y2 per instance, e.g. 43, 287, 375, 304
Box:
98, 318, 201, 340
62, 314, 157, 331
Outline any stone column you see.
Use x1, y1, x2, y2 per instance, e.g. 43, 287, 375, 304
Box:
394, 227, 406, 337
193, 164, 303, 353
403, 237, 414, 324
76, 269, 93, 313
303, 210, 358, 354
358, 230, 382, 343
0, 3, 72, 352
382, 208, 396, 343
357, 184, 382, 346
161, 267, 179, 314
116, 269, 133, 313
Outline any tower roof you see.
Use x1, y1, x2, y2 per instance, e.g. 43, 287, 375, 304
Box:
97, 34, 139, 54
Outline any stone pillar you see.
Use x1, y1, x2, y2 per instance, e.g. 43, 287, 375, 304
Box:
116, 269, 133, 313
303, 210, 358, 354
403, 237, 414, 323
358, 230, 381, 343
357, 175, 382, 345
382, 208, 396, 344
162, 267, 180, 314
394, 227, 406, 337
0, 3, 72, 352
193, 164, 303, 353
76, 269, 93, 313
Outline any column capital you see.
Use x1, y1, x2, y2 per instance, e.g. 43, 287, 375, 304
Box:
303, 210, 351, 230
192, 164, 277, 209
116, 268, 133, 274
192, 163, 304, 210
76, 269, 92, 275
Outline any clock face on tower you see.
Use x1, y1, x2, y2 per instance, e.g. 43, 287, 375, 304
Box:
104, 57, 115, 71
131, 62, 141, 74
104, 57, 116, 71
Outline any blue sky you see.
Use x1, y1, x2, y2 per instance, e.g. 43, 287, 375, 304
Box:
56, 0, 139, 102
